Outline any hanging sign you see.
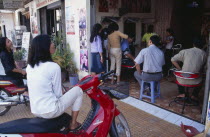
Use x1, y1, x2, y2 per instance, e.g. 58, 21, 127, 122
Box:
35, 0, 59, 9
3, 0, 23, 9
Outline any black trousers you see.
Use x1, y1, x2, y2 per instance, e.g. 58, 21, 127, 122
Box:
0, 75, 24, 87
178, 85, 201, 97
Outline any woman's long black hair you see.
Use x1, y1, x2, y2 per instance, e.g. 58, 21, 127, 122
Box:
28, 35, 53, 68
0, 37, 8, 52
90, 23, 102, 43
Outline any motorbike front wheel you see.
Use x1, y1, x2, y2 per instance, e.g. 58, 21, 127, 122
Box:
109, 113, 132, 137
0, 89, 11, 116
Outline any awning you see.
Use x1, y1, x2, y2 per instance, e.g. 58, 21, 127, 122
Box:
2, 0, 24, 9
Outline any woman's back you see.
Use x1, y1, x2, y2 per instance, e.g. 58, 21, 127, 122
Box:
26, 62, 62, 117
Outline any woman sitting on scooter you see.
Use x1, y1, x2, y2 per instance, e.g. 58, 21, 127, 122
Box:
0, 37, 26, 87
26, 35, 83, 130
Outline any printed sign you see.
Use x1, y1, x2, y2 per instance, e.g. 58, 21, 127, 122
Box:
36, 0, 59, 9
66, 6, 75, 35
3, 0, 23, 9
22, 32, 31, 49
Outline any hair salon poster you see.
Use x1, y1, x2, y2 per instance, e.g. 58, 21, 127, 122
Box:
66, 6, 75, 35
30, 1, 39, 36
79, 8, 88, 72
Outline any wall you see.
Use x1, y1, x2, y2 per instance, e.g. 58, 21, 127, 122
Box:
95, 0, 156, 46
155, 0, 174, 41
65, 0, 90, 79
0, 11, 15, 40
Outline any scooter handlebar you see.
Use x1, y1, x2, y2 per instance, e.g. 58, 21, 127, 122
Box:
99, 70, 115, 81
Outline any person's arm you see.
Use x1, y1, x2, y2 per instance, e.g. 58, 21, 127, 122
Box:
1, 52, 26, 75
118, 31, 128, 39
52, 64, 62, 97
12, 68, 26, 75
171, 50, 185, 70
135, 63, 142, 74
134, 50, 144, 74
96, 36, 103, 63
171, 61, 181, 70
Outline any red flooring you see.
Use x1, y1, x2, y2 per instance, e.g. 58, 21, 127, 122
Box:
120, 72, 203, 122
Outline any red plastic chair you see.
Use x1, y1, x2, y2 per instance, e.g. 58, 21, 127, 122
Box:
169, 70, 202, 114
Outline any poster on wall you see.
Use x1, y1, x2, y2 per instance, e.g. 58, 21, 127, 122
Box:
66, 6, 75, 35
99, 0, 109, 12
78, 8, 88, 71
30, 1, 39, 35
80, 49, 88, 72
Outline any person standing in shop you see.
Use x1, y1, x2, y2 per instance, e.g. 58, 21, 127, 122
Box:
107, 22, 128, 84
90, 23, 105, 75
163, 28, 174, 76
141, 25, 157, 48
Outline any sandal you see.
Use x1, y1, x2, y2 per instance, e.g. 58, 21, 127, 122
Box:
70, 122, 81, 131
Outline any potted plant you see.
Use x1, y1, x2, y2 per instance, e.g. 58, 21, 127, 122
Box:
65, 44, 78, 86
52, 42, 78, 85
13, 48, 27, 68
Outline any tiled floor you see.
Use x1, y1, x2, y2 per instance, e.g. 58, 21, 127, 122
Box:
0, 95, 187, 137
122, 75, 203, 122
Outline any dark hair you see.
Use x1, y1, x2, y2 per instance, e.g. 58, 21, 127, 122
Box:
147, 25, 154, 33
0, 37, 7, 52
166, 28, 174, 35
150, 35, 161, 46
128, 33, 135, 39
193, 37, 203, 49
28, 35, 53, 68
90, 23, 102, 43
108, 22, 119, 34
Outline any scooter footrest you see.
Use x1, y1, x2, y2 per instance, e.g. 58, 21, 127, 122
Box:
5, 87, 26, 93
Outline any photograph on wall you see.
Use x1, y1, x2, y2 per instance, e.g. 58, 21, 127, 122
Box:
99, 0, 109, 12
66, 6, 75, 35
30, 2, 38, 34
80, 49, 88, 72
79, 8, 86, 29
78, 7, 88, 72
121, 0, 151, 13
79, 29, 87, 49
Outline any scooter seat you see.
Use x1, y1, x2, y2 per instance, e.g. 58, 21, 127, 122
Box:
0, 113, 71, 134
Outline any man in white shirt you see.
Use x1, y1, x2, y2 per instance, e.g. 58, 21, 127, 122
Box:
134, 35, 165, 85
171, 37, 206, 99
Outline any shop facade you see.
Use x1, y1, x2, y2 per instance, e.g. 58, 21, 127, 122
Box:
18, 0, 210, 133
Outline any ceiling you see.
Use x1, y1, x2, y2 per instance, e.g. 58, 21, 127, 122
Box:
0, 0, 33, 10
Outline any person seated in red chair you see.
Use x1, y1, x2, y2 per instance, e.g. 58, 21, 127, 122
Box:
171, 37, 207, 101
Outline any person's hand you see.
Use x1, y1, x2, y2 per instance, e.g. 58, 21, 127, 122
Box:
21, 70, 26, 75
138, 70, 142, 74
100, 57, 103, 63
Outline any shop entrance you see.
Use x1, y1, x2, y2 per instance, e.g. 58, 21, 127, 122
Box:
94, 0, 208, 123
39, 2, 62, 36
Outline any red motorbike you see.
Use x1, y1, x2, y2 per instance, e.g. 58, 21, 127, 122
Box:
0, 70, 131, 137
0, 80, 29, 116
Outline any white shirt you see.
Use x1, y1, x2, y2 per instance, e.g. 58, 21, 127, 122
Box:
0, 59, 6, 75
26, 62, 62, 116
90, 35, 103, 53
134, 44, 165, 72
165, 36, 174, 49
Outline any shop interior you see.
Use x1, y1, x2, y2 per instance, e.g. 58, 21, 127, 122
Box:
96, 0, 210, 122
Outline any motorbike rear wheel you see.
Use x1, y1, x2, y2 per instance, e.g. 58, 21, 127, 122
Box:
0, 89, 11, 116
109, 113, 132, 137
